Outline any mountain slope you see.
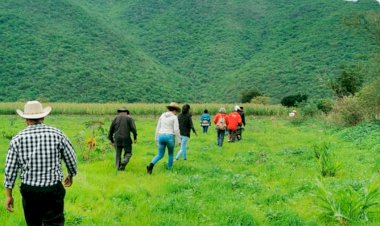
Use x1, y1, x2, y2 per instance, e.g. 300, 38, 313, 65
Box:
0, 0, 379, 102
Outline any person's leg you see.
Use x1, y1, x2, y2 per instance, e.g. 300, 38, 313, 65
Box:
120, 144, 132, 170
151, 135, 166, 165
220, 129, 225, 146
217, 130, 222, 146
166, 135, 175, 169
230, 130, 237, 142
181, 136, 189, 160
175, 136, 183, 160
148, 134, 168, 174
205, 126, 208, 133
20, 184, 44, 226
42, 183, 66, 226
202, 126, 206, 134
115, 146, 123, 169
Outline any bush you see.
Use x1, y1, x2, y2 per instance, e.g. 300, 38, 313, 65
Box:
357, 78, 380, 120
329, 96, 365, 126
281, 94, 308, 107
317, 99, 334, 114
299, 101, 319, 117
241, 89, 262, 103
329, 66, 364, 98
250, 96, 271, 105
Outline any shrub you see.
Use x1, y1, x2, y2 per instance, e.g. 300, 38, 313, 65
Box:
250, 96, 271, 105
356, 78, 380, 120
298, 101, 319, 117
317, 99, 334, 114
241, 89, 262, 103
329, 66, 364, 98
329, 96, 364, 126
281, 94, 308, 107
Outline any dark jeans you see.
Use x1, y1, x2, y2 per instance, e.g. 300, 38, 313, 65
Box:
216, 129, 226, 147
20, 183, 65, 226
116, 145, 132, 170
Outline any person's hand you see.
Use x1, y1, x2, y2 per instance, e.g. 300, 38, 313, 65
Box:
63, 176, 73, 187
5, 196, 14, 212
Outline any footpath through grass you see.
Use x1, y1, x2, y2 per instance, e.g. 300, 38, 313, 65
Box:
0, 115, 379, 225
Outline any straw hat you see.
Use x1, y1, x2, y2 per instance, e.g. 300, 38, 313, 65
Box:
117, 108, 129, 113
166, 102, 181, 112
16, 101, 51, 119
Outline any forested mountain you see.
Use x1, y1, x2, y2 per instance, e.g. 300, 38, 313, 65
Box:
0, 0, 379, 103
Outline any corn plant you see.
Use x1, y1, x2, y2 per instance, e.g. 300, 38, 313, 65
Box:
315, 179, 380, 224
314, 143, 340, 177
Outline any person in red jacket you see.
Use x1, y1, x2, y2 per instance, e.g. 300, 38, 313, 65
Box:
213, 107, 228, 147
227, 106, 242, 142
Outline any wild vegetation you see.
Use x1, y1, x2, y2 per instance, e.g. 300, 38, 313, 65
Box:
0, 112, 379, 225
0, 0, 379, 103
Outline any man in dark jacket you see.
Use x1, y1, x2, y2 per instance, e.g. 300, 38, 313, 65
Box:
175, 104, 197, 160
108, 108, 137, 171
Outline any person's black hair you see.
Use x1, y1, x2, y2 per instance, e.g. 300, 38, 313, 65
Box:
182, 104, 190, 114
204, 109, 208, 113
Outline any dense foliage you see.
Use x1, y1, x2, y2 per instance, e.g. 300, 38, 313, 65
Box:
0, 0, 379, 103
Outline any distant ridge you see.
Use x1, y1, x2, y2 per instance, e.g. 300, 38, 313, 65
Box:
0, 0, 378, 103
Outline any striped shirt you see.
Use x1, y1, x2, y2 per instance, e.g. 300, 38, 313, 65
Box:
4, 124, 77, 188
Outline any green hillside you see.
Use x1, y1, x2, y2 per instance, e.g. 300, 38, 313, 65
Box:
0, 0, 379, 103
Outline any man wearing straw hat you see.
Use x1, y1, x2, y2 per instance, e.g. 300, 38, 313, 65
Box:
108, 108, 137, 171
4, 100, 77, 226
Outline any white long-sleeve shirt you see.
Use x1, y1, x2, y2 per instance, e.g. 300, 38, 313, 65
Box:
155, 111, 181, 143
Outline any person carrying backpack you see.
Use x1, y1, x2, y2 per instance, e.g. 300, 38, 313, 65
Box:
213, 107, 228, 147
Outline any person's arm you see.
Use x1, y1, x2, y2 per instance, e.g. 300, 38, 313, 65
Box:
155, 115, 162, 142
5, 188, 13, 212
108, 119, 115, 143
173, 117, 181, 144
190, 117, 197, 136
4, 142, 19, 212
130, 118, 137, 143
60, 136, 77, 187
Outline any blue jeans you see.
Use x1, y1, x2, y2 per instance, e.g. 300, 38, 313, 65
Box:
175, 136, 189, 160
151, 134, 175, 169
216, 129, 225, 147
202, 126, 209, 133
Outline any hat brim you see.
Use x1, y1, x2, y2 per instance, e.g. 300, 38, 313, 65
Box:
16, 106, 52, 119
166, 106, 181, 112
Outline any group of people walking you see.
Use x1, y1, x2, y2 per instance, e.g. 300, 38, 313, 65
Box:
3, 100, 246, 225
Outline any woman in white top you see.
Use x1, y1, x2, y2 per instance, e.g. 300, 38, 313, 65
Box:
147, 102, 181, 174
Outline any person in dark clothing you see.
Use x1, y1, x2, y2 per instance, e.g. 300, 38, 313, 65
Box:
175, 104, 197, 160
108, 108, 137, 171
237, 106, 246, 140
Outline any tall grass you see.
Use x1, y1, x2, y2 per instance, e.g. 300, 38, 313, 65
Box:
0, 102, 289, 116
315, 179, 380, 224
313, 143, 340, 177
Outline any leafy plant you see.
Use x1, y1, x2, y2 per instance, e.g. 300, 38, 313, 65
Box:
315, 179, 380, 224
313, 143, 340, 177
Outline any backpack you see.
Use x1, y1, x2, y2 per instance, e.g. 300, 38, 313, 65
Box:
216, 116, 226, 130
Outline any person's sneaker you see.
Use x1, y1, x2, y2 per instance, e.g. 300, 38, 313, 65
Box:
146, 166, 152, 174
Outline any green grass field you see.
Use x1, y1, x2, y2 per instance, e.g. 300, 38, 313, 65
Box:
0, 114, 379, 225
